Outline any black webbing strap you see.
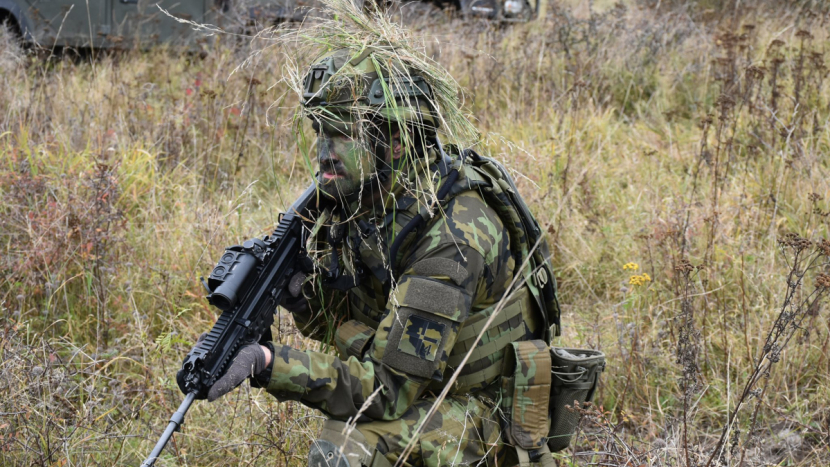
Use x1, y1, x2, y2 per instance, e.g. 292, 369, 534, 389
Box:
387, 138, 460, 282
323, 211, 363, 291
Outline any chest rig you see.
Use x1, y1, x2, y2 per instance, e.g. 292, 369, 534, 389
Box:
310, 146, 562, 391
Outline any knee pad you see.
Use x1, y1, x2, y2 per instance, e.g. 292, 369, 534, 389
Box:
308, 438, 350, 467
308, 420, 392, 467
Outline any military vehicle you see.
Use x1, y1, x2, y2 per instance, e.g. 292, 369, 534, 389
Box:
0, 0, 537, 49
0, 0, 249, 48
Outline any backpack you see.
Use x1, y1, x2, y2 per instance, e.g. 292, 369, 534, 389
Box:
387, 146, 562, 341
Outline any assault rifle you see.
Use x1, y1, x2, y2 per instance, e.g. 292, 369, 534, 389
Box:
141, 184, 318, 467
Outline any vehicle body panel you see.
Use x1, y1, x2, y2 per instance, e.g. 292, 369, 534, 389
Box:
0, 0, 537, 49
23, 0, 108, 46
2, 0, 216, 47
109, 0, 206, 46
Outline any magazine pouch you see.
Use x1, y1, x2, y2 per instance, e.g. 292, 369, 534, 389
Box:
500, 340, 552, 451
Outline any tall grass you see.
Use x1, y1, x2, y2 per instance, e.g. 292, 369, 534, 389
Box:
1, 1, 830, 466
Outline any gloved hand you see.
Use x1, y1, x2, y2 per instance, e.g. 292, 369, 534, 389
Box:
280, 271, 308, 314
207, 343, 268, 402
176, 334, 270, 401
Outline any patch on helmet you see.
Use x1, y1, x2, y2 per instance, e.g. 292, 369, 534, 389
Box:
398, 315, 445, 362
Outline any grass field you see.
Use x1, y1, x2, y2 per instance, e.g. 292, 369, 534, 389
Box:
2, 1, 830, 465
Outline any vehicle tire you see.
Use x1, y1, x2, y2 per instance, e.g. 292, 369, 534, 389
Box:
0, 14, 25, 67
0, 12, 23, 42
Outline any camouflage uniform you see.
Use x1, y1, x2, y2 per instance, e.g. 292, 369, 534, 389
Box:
243, 42, 563, 466
262, 147, 546, 466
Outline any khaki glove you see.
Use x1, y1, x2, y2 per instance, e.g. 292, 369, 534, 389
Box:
175, 335, 268, 400
207, 344, 267, 402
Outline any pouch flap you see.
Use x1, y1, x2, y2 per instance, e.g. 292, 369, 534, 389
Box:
501, 339, 551, 450
395, 276, 471, 322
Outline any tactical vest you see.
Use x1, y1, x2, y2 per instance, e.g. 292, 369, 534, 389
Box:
325, 147, 561, 393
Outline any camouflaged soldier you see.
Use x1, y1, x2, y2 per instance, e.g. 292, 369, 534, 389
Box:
202, 46, 562, 467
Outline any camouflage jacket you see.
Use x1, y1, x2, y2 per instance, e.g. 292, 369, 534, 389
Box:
263, 150, 543, 421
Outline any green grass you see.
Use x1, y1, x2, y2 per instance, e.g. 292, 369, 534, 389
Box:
2, 1, 830, 465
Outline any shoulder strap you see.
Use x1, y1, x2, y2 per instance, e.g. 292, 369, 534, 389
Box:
386, 144, 461, 279
465, 150, 562, 340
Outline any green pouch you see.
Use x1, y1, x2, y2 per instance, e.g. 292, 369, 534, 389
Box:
547, 347, 606, 452
500, 340, 552, 451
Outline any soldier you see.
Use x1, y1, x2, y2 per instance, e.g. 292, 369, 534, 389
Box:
195, 45, 561, 467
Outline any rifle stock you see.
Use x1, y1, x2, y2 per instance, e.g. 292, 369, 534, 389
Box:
140, 184, 318, 466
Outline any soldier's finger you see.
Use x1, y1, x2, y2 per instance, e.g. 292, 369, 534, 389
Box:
207, 369, 245, 402
207, 345, 265, 402
288, 272, 306, 297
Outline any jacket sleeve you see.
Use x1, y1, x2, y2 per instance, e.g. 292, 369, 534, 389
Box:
265, 192, 513, 421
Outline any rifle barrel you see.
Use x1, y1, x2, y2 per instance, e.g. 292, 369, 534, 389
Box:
140, 392, 197, 467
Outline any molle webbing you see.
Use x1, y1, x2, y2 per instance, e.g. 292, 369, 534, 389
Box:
448, 326, 526, 368
447, 287, 533, 392
466, 151, 562, 339
374, 150, 557, 392
453, 360, 504, 391
455, 290, 528, 343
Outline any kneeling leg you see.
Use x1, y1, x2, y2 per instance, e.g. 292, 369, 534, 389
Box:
308, 419, 392, 467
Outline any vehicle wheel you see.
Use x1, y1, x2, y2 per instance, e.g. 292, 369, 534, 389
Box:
0, 13, 23, 41
0, 17, 25, 67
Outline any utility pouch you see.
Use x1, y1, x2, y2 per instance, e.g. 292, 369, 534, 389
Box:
500, 340, 552, 451
334, 319, 376, 360
547, 347, 605, 452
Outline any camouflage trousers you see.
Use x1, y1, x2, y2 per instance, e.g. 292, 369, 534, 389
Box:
346, 395, 504, 467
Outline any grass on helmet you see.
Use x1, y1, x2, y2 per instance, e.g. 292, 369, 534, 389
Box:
279, 0, 480, 214
289, 0, 477, 145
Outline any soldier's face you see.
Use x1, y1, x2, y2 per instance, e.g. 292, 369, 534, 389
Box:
316, 126, 377, 201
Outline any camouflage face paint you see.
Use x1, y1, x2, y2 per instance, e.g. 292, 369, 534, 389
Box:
316, 127, 377, 202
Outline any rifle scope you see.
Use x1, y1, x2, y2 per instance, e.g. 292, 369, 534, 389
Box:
206, 239, 265, 311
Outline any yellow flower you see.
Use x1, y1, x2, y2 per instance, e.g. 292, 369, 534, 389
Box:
628, 273, 652, 286
623, 262, 639, 271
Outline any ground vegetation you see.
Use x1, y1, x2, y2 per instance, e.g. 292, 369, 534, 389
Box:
2, 0, 830, 465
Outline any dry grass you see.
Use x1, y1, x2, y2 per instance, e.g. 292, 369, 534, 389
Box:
2, 1, 830, 466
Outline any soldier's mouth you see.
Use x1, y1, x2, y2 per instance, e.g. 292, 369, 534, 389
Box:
320, 159, 345, 180
322, 171, 343, 180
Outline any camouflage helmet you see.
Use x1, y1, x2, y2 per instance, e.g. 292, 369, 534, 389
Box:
301, 47, 439, 134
